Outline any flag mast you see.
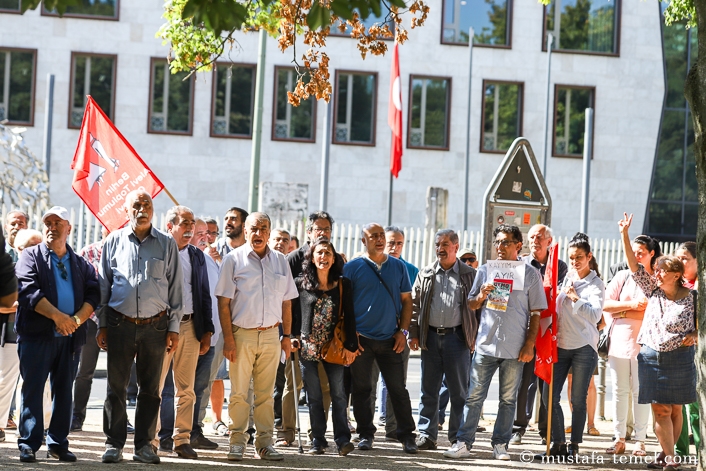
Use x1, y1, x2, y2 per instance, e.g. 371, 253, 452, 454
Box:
388, 37, 403, 226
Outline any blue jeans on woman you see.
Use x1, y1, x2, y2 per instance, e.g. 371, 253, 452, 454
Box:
300, 359, 350, 448
543, 345, 598, 444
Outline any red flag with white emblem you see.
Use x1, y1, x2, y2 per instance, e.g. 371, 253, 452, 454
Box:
388, 42, 403, 178
534, 242, 559, 383
71, 96, 164, 232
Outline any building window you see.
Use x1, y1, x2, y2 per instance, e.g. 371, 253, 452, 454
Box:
553, 85, 594, 157
333, 71, 376, 145
211, 64, 255, 138
0, 48, 36, 125
408, 76, 451, 150
481, 81, 522, 153
43, 0, 118, 20
69, 53, 116, 128
330, 13, 394, 37
148, 58, 194, 135
544, 0, 619, 54
0, 0, 20, 13
442, 0, 511, 46
272, 67, 316, 142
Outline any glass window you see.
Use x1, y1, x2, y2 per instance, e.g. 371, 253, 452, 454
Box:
442, 0, 510, 46
647, 202, 682, 235
334, 72, 376, 145
273, 67, 315, 141
148, 59, 194, 135
0, 48, 35, 125
0, 0, 20, 12
43, 0, 118, 19
331, 12, 394, 37
553, 85, 593, 157
69, 53, 116, 128
544, 0, 618, 54
481, 81, 522, 152
212, 64, 255, 138
409, 76, 451, 149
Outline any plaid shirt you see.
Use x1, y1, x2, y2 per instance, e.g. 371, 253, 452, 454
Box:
78, 239, 104, 325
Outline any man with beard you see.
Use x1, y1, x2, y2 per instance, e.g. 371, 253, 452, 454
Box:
215, 208, 248, 261
4, 210, 28, 263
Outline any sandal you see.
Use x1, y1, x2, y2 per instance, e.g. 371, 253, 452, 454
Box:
632, 441, 646, 456
606, 439, 626, 454
647, 451, 666, 469
213, 420, 229, 436
587, 425, 601, 436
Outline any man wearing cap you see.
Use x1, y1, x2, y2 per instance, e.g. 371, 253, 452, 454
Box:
14, 206, 100, 462
98, 190, 183, 464
458, 249, 478, 269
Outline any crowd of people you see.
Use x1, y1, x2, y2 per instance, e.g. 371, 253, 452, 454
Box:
0, 190, 699, 469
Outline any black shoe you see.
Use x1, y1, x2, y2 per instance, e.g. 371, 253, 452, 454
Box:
338, 442, 354, 456
534, 443, 568, 460
415, 436, 437, 450
385, 432, 398, 442
247, 427, 255, 445
190, 434, 219, 450
567, 443, 579, 457
47, 447, 77, 462
476, 426, 486, 433
541, 436, 547, 445
159, 437, 174, 452
70, 421, 82, 432
126, 421, 135, 434
357, 437, 373, 450
19, 447, 36, 463
307, 445, 325, 455
174, 443, 198, 459
0, 430, 5, 442
403, 437, 418, 454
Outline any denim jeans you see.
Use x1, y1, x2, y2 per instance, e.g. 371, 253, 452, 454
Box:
438, 376, 449, 426
72, 321, 101, 427
191, 346, 215, 438
103, 309, 169, 450
350, 336, 416, 441
543, 345, 597, 444
18, 336, 75, 452
301, 359, 350, 447
457, 352, 525, 447
418, 328, 471, 442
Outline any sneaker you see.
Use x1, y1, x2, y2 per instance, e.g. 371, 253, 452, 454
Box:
102, 447, 123, 463
0, 429, 5, 442
159, 437, 173, 452
126, 420, 135, 434
190, 434, 219, 450
357, 437, 373, 450
227, 444, 244, 461
443, 441, 471, 459
338, 442, 355, 456
133, 444, 160, 464
509, 432, 522, 445
416, 436, 437, 450
492, 443, 511, 461
213, 420, 229, 436
258, 445, 284, 461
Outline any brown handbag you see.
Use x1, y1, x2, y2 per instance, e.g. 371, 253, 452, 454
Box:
321, 280, 355, 366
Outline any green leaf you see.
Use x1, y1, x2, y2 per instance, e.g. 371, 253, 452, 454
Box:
368, 0, 382, 18
388, 0, 406, 8
330, 0, 355, 20
307, 1, 331, 30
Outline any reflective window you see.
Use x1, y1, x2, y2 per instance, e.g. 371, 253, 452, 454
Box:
273, 67, 316, 142
0, 48, 35, 125
409, 76, 450, 149
148, 59, 194, 135
0, 0, 20, 12
481, 81, 522, 152
331, 12, 394, 37
70, 53, 116, 128
211, 64, 255, 138
544, 0, 619, 54
43, 0, 118, 19
553, 85, 594, 157
334, 71, 376, 145
442, 0, 510, 46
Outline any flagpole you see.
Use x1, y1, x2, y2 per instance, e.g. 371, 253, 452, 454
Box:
542, 33, 554, 182
462, 27, 474, 232
161, 186, 179, 205
387, 167, 393, 226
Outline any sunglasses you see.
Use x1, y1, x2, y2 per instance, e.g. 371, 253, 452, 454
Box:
461, 257, 476, 263
57, 261, 68, 281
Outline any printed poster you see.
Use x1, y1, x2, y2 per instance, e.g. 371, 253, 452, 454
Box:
487, 260, 526, 291
487, 279, 513, 312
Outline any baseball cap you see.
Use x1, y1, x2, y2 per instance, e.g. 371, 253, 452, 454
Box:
458, 248, 476, 259
42, 206, 70, 222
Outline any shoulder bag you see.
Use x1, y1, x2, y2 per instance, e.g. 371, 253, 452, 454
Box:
321, 279, 356, 366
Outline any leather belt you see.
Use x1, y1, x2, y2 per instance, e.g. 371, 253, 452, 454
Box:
243, 322, 280, 331
429, 325, 461, 335
181, 314, 193, 322
120, 310, 167, 325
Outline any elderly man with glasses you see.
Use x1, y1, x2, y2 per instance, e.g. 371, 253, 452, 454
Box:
14, 206, 100, 463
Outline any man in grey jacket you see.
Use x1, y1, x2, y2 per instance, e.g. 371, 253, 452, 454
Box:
409, 229, 477, 450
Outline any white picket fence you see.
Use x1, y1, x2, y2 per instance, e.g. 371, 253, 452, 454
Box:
3, 204, 684, 272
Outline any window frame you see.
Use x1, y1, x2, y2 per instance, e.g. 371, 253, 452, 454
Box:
209, 62, 257, 139
147, 57, 195, 136
479, 79, 524, 154
41, 0, 120, 21
440, 0, 513, 49
551, 84, 596, 158
541, 0, 621, 57
0, 0, 21, 14
0, 46, 37, 126
406, 74, 452, 151
68, 51, 117, 129
332, 69, 378, 147
271, 65, 317, 143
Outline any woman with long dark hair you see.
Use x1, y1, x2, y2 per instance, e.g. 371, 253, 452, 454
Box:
297, 238, 359, 455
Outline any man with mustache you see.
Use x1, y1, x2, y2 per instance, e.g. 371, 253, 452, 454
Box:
98, 190, 183, 464
409, 229, 477, 451
4, 210, 28, 263
155, 207, 214, 459
214, 208, 248, 262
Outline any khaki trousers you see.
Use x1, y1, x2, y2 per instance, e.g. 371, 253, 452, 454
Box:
228, 325, 280, 448
156, 319, 200, 446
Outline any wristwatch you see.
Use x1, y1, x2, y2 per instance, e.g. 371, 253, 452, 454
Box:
73, 315, 81, 326
399, 328, 409, 337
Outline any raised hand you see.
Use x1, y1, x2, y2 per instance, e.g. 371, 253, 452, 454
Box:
618, 212, 633, 234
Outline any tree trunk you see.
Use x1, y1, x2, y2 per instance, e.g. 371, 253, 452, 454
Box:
685, 2, 706, 469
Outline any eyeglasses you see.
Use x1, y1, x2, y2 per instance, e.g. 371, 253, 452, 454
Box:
461, 257, 476, 263
493, 240, 518, 248
57, 261, 68, 281
207, 231, 220, 237
311, 227, 332, 234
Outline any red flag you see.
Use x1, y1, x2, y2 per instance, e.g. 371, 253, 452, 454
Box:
534, 242, 559, 383
388, 42, 403, 178
71, 96, 164, 232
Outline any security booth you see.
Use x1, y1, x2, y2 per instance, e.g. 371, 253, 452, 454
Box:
480, 138, 552, 263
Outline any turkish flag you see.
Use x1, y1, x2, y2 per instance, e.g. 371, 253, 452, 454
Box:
71, 96, 164, 232
388, 42, 403, 178
534, 242, 559, 384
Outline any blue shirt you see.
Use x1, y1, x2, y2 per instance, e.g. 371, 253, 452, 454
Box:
400, 257, 419, 287
343, 255, 412, 340
50, 251, 74, 337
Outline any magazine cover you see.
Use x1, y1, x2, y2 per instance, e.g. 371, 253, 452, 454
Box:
487, 279, 513, 312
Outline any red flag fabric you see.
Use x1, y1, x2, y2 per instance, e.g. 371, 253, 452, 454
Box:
388, 42, 403, 178
534, 242, 559, 383
71, 96, 164, 232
